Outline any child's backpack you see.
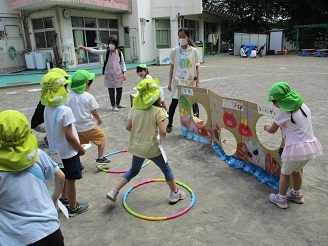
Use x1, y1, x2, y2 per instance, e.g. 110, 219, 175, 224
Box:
102, 50, 122, 75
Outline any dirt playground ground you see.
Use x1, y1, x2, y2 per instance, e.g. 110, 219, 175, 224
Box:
1, 54, 327, 246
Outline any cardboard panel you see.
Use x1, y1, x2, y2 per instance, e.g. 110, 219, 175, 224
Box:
178, 85, 212, 139
209, 90, 223, 147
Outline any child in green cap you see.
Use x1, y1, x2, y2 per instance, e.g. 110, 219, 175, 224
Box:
41, 71, 90, 216
0, 110, 65, 245
136, 64, 168, 111
264, 82, 323, 209
106, 78, 186, 203
66, 69, 111, 164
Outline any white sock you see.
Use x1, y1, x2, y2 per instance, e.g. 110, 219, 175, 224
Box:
293, 189, 301, 195
278, 193, 286, 199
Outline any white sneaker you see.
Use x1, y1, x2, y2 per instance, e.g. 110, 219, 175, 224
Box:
106, 188, 118, 202
116, 104, 126, 108
112, 106, 119, 112
169, 188, 186, 203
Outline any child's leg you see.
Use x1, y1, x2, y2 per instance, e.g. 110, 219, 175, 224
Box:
107, 156, 144, 201
150, 155, 176, 192
291, 171, 302, 190
279, 173, 290, 196
98, 140, 106, 158
66, 179, 77, 209
118, 155, 145, 191
61, 180, 67, 199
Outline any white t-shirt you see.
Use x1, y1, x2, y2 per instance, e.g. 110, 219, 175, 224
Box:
249, 50, 257, 58
66, 91, 99, 132
44, 105, 79, 159
0, 150, 60, 245
169, 45, 200, 99
274, 104, 317, 147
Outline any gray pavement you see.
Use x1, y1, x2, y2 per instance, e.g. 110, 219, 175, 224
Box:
1, 54, 327, 245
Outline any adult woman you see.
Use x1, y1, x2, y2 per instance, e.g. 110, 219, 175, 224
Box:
78, 36, 127, 111
167, 27, 200, 133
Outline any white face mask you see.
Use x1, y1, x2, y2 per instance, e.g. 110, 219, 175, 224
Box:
179, 38, 188, 46
108, 44, 115, 50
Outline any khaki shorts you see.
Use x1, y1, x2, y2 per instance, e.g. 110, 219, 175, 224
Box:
78, 126, 106, 146
281, 160, 309, 175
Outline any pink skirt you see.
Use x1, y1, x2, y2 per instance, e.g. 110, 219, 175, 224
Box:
281, 139, 323, 162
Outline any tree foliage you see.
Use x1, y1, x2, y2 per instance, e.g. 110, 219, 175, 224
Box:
204, 0, 328, 46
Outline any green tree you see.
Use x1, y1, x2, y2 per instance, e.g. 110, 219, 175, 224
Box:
205, 0, 328, 46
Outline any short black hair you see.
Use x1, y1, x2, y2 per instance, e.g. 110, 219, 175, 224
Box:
136, 66, 148, 73
87, 79, 93, 87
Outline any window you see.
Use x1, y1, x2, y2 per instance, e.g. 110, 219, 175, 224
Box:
124, 27, 130, 47
32, 17, 55, 48
155, 19, 170, 48
184, 19, 199, 42
72, 17, 119, 64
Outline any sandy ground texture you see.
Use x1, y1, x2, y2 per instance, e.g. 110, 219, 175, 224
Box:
1, 54, 328, 246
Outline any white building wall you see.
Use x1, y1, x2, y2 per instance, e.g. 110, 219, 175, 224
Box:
0, 0, 25, 72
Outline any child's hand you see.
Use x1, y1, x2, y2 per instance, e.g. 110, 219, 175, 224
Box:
264, 125, 270, 132
168, 84, 172, 92
77, 45, 82, 49
78, 146, 86, 156
97, 119, 102, 126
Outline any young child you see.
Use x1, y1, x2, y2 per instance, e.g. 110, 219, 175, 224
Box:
167, 27, 200, 133
264, 82, 323, 209
0, 110, 65, 245
106, 78, 186, 203
31, 68, 71, 148
136, 64, 168, 111
66, 69, 111, 164
41, 71, 89, 216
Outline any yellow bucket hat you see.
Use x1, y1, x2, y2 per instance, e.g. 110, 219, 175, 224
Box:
40, 71, 68, 106
49, 67, 71, 78
133, 78, 160, 109
0, 110, 38, 172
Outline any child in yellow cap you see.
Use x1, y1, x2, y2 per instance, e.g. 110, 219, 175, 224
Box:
106, 78, 186, 203
41, 71, 89, 216
264, 82, 323, 208
0, 110, 65, 245
66, 70, 111, 164
31, 68, 71, 148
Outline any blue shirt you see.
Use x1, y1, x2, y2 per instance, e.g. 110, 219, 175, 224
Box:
0, 150, 60, 246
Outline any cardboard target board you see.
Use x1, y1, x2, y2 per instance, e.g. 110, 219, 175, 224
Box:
178, 86, 212, 140
178, 86, 283, 179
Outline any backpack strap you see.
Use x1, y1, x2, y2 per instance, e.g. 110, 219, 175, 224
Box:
102, 49, 110, 75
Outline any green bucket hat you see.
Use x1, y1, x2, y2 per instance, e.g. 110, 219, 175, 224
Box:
0, 110, 38, 172
40, 72, 68, 107
137, 64, 148, 69
133, 78, 160, 109
69, 70, 96, 94
267, 82, 303, 111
